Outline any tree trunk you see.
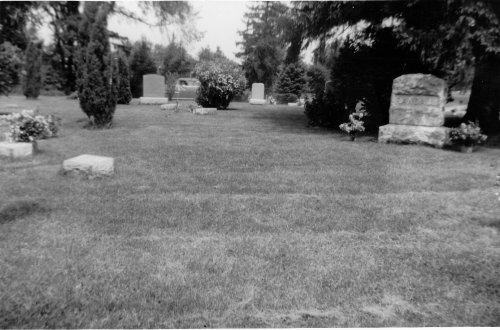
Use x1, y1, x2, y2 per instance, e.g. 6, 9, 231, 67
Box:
463, 54, 500, 133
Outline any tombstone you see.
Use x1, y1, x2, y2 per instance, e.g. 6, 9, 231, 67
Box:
378, 74, 449, 148
139, 74, 169, 105
62, 154, 114, 178
249, 83, 266, 105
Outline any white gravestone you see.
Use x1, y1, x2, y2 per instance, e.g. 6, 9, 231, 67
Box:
62, 154, 114, 177
139, 74, 169, 105
249, 83, 266, 105
378, 74, 449, 148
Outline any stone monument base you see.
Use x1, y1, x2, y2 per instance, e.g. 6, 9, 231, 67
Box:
193, 108, 217, 115
249, 98, 266, 105
160, 103, 178, 110
378, 124, 449, 148
62, 154, 114, 177
0, 142, 33, 159
139, 97, 170, 105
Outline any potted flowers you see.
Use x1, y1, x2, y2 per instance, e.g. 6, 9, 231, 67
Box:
339, 109, 367, 141
449, 121, 487, 153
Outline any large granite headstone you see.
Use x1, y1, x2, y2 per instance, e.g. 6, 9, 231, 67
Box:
139, 74, 169, 104
378, 74, 449, 148
249, 83, 266, 105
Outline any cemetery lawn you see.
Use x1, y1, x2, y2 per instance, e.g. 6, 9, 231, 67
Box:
1, 96, 500, 328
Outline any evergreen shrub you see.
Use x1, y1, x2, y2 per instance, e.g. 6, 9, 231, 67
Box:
23, 41, 43, 99
0, 42, 22, 95
77, 3, 117, 128
116, 54, 132, 104
274, 62, 306, 104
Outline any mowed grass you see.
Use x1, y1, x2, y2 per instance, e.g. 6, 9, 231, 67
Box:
1, 96, 499, 327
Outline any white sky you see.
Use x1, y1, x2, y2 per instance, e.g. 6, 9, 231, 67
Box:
39, 1, 313, 64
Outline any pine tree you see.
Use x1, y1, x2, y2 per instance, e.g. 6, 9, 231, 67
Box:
274, 62, 306, 103
116, 53, 132, 104
23, 41, 43, 99
77, 2, 117, 128
236, 2, 290, 89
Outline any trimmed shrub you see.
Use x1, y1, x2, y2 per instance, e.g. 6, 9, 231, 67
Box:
0, 42, 22, 95
77, 3, 117, 128
274, 62, 306, 104
116, 54, 132, 104
23, 41, 43, 99
194, 59, 246, 109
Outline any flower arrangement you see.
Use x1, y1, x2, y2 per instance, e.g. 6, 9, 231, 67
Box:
1, 109, 59, 142
449, 121, 487, 148
339, 109, 367, 140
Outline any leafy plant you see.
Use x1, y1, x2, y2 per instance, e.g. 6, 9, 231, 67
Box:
1, 109, 59, 142
339, 109, 367, 138
449, 121, 487, 146
194, 59, 246, 109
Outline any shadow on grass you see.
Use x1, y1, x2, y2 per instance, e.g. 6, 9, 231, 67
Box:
0, 199, 50, 224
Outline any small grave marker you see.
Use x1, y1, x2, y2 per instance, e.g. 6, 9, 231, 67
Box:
62, 154, 114, 178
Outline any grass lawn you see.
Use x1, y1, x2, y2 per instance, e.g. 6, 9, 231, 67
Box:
1, 96, 499, 327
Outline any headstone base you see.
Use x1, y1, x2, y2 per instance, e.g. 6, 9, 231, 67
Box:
193, 108, 217, 115
62, 154, 114, 177
0, 142, 33, 158
378, 124, 449, 148
160, 103, 178, 110
249, 99, 266, 105
139, 97, 170, 105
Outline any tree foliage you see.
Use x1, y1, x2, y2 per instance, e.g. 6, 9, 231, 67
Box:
23, 40, 43, 99
0, 1, 36, 50
116, 52, 132, 104
128, 40, 157, 98
237, 2, 290, 89
0, 42, 22, 96
158, 39, 194, 76
77, 2, 117, 128
194, 58, 246, 109
274, 62, 306, 103
296, 0, 500, 132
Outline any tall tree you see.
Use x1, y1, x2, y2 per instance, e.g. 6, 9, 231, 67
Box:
0, 42, 22, 95
77, 2, 117, 128
236, 2, 290, 89
198, 46, 227, 62
23, 40, 43, 99
0, 1, 36, 50
158, 38, 194, 76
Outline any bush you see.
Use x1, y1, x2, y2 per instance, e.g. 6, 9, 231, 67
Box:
0, 42, 22, 95
1, 109, 59, 142
449, 121, 487, 146
194, 59, 246, 109
116, 54, 132, 104
274, 93, 298, 104
306, 64, 330, 95
274, 62, 306, 104
23, 41, 42, 99
165, 72, 180, 100
77, 3, 117, 128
